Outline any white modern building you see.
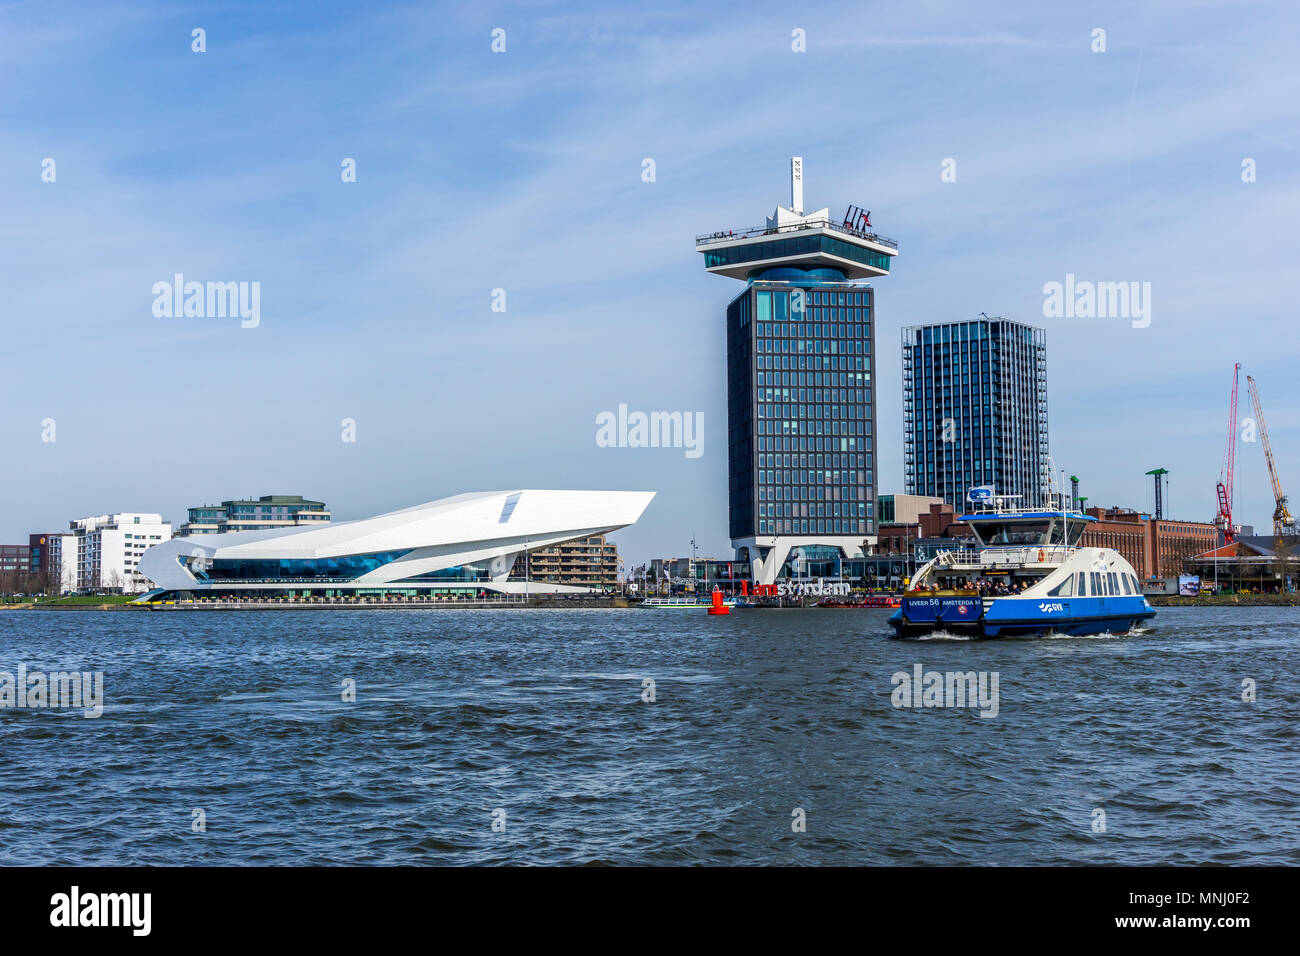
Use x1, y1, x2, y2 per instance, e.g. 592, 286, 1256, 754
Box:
68, 513, 173, 593
45, 533, 79, 594
136, 489, 654, 600
177, 494, 331, 535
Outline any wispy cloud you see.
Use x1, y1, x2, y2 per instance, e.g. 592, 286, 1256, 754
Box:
0, 0, 1297, 557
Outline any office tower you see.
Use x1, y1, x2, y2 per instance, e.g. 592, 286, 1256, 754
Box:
696, 158, 897, 583
901, 317, 1049, 508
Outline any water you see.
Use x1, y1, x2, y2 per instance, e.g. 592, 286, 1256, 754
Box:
1, 606, 1296, 865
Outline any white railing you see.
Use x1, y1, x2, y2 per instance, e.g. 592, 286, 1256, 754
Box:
935, 545, 1076, 568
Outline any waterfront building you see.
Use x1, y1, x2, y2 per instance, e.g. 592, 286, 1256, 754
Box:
45, 533, 79, 593
1079, 507, 1218, 580
902, 317, 1049, 508
876, 494, 946, 527
178, 494, 330, 535
1184, 536, 1298, 592
1145, 516, 1220, 580
137, 490, 653, 601
512, 534, 620, 590
27, 533, 48, 576
66, 513, 173, 593
648, 556, 722, 593
874, 501, 974, 557
26, 532, 78, 592
696, 158, 896, 584
1077, 508, 1147, 578
0, 544, 30, 576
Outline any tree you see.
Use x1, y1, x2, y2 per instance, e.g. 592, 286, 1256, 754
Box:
1272, 536, 1296, 592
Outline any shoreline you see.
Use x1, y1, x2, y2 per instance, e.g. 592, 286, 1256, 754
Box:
6, 594, 1297, 610
2, 597, 637, 611
1146, 594, 1298, 607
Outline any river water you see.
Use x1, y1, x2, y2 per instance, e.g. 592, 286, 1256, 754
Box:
1, 606, 1296, 865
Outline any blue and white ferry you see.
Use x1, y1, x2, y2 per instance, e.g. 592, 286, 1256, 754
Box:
889, 497, 1155, 638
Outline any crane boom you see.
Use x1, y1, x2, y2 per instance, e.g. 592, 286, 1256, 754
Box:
1247, 375, 1294, 538
1217, 364, 1240, 542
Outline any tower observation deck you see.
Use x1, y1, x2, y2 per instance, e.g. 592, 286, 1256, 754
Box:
695, 158, 898, 281
696, 158, 899, 585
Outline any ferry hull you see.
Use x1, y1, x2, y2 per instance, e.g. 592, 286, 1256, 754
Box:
889, 595, 1155, 639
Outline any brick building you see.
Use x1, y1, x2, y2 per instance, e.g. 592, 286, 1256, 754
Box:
875, 501, 974, 556
0, 544, 31, 576
1079, 509, 1147, 577
1081, 507, 1218, 580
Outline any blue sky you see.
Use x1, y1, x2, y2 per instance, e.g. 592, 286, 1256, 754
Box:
2, 0, 1298, 563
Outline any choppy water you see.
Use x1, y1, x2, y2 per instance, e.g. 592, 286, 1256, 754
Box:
0, 606, 1297, 865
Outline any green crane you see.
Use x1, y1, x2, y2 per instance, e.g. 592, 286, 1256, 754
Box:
1145, 468, 1169, 520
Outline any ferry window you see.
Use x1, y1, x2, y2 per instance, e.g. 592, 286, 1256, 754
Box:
1090, 572, 1102, 596
1048, 574, 1074, 597
972, 521, 1051, 547
1107, 572, 1118, 594
1120, 574, 1132, 595
1076, 573, 1087, 596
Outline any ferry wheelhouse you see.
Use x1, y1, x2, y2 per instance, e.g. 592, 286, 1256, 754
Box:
889, 501, 1155, 638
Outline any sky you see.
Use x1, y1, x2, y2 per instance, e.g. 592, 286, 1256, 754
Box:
2, 0, 1298, 565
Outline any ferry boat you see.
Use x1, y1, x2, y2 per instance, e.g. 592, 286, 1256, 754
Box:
889, 501, 1155, 638
639, 595, 753, 609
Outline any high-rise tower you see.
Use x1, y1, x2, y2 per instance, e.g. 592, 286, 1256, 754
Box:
695, 158, 898, 584
901, 317, 1049, 508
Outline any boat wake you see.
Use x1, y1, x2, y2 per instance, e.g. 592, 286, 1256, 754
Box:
892, 629, 978, 642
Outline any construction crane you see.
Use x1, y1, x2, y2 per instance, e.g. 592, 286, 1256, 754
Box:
1217, 363, 1240, 543
1246, 375, 1295, 539
1069, 475, 1080, 511
1146, 468, 1169, 520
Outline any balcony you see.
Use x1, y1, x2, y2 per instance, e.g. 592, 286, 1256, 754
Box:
696, 219, 898, 250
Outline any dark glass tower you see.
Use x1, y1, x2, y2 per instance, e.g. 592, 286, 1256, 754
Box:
697, 158, 897, 584
901, 317, 1049, 508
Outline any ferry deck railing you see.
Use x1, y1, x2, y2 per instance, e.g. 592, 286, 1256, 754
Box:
932, 545, 1077, 569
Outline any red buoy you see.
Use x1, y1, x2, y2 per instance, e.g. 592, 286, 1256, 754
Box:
707, 587, 731, 615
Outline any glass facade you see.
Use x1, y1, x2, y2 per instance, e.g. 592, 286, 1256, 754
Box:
184, 549, 413, 581
393, 565, 494, 583
727, 279, 876, 540
901, 318, 1049, 507
704, 234, 893, 274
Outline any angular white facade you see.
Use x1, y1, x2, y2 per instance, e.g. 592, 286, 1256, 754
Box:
137, 490, 654, 597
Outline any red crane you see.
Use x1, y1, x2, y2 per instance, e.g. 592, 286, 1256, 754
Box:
1216, 363, 1240, 543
